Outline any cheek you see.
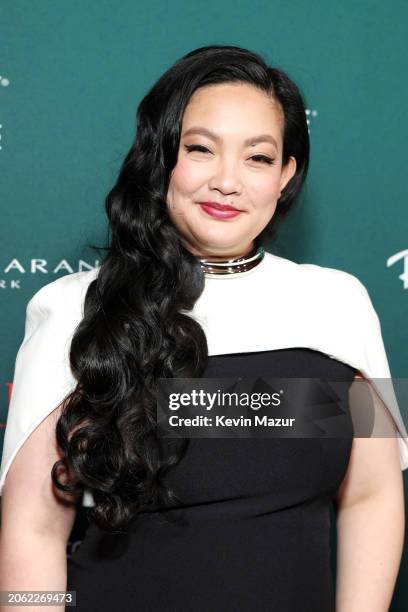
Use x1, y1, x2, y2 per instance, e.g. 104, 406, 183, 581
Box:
248, 173, 281, 205
169, 159, 206, 197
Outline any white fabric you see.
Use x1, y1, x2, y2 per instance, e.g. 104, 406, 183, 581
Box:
1, 251, 407, 498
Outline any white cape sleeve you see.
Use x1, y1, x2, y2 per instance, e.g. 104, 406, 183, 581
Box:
0, 275, 85, 495
343, 275, 408, 470
300, 262, 408, 470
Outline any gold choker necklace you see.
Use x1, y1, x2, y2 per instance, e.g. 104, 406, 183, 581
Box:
198, 245, 265, 276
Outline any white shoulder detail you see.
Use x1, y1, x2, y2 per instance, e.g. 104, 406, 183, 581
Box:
0, 270, 98, 495
299, 261, 365, 288
298, 262, 379, 320
303, 265, 408, 471
24, 268, 99, 314
266, 253, 364, 291
267, 257, 408, 470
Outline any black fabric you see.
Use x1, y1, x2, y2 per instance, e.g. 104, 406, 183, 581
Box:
66, 348, 357, 611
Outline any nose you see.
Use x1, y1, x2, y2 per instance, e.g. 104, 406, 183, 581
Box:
208, 157, 242, 195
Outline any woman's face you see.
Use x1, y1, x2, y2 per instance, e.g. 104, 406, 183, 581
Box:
166, 82, 297, 259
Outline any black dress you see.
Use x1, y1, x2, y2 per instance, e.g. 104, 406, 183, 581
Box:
66, 347, 356, 612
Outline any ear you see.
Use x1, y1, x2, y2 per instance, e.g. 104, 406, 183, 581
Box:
279, 156, 297, 193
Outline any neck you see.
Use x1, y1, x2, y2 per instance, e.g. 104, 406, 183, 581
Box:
185, 240, 255, 261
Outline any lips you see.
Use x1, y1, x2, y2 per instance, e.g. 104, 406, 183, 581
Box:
198, 201, 240, 211
198, 202, 242, 220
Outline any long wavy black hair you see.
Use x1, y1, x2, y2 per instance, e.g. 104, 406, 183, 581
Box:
51, 45, 310, 532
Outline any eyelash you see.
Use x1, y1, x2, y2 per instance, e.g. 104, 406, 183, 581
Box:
184, 144, 275, 165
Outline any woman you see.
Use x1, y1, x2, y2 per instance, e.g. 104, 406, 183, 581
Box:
0, 45, 406, 612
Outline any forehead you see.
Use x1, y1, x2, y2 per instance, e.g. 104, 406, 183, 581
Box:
181, 82, 284, 137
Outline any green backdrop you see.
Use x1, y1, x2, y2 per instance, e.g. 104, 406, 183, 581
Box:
1, 1, 407, 608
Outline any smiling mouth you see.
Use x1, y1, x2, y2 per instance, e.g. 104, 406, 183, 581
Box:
198, 202, 242, 220
198, 201, 240, 212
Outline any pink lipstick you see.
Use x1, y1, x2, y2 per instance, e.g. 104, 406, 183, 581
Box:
198, 201, 242, 220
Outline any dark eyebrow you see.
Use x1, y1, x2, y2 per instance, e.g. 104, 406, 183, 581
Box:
181, 126, 278, 150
